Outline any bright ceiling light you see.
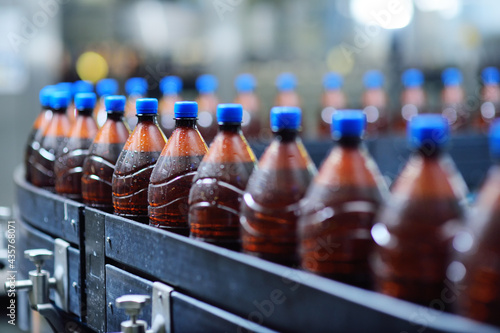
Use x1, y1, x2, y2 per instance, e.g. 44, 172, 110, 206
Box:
414, 0, 461, 19
350, 0, 414, 30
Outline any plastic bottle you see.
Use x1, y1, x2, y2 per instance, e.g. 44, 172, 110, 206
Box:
234, 74, 261, 140
124, 77, 148, 130
299, 110, 388, 288
112, 98, 166, 223
69, 80, 94, 123
56, 82, 73, 122
94, 78, 119, 127
189, 104, 257, 249
318, 72, 347, 139
149, 101, 208, 235
395, 68, 426, 132
82, 96, 131, 212
159, 76, 182, 137
455, 119, 500, 325
240, 106, 317, 266
54, 93, 99, 200
371, 115, 466, 308
476, 67, 500, 132
31, 91, 72, 189
274, 73, 300, 108
195, 74, 219, 143
25, 85, 56, 182
441, 68, 467, 131
361, 70, 389, 136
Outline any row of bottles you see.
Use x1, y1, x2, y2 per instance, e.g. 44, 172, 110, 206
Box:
24, 85, 500, 327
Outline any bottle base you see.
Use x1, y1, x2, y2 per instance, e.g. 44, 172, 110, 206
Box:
190, 236, 241, 251
149, 222, 190, 236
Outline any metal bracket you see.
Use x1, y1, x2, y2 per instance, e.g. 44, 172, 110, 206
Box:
151, 282, 173, 333
53, 238, 69, 311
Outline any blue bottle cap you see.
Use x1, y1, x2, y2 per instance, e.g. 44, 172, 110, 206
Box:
363, 70, 384, 89
270, 106, 302, 131
72, 80, 94, 96
104, 95, 126, 113
160, 76, 182, 95
275, 73, 297, 91
174, 101, 198, 118
126, 77, 148, 96
402, 68, 424, 88
441, 68, 462, 86
408, 114, 449, 149
482, 67, 500, 85
96, 78, 119, 97
217, 104, 243, 123
56, 82, 73, 93
331, 110, 366, 138
323, 72, 343, 90
235, 74, 256, 93
51, 91, 71, 109
489, 119, 500, 158
39, 85, 56, 107
196, 74, 218, 94
136, 98, 158, 115
75, 92, 97, 110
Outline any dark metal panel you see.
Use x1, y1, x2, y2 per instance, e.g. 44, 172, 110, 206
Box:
105, 265, 153, 333
104, 216, 498, 333
14, 167, 83, 247
171, 292, 277, 333
84, 207, 106, 332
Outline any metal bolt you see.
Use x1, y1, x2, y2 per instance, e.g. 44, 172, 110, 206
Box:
106, 237, 111, 245
158, 292, 162, 299
70, 219, 76, 228
108, 302, 113, 313
72, 282, 77, 289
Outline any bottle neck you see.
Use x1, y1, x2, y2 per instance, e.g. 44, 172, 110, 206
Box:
273, 129, 298, 142
106, 111, 125, 121
175, 118, 197, 129
416, 146, 443, 158
336, 136, 362, 148
77, 107, 93, 116
137, 114, 159, 124
219, 123, 241, 134
53, 107, 67, 114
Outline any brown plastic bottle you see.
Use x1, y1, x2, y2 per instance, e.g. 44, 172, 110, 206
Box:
371, 115, 466, 308
318, 73, 346, 139
124, 77, 148, 130
94, 78, 119, 127
394, 69, 427, 132
274, 73, 300, 108
82, 96, 130, 212
195, 75, 219, 143
361, 70, 389, 136
112, 98, 166, 223
31, 91, 72, 189
441, 68, 468, 131
475, 67, 500, 133
455, 119, 500, 326
189, 104, 256, 250
25, 85, 55, 182
240, 106, 317, 266
149, 101, 208, 235
159, 76, 182, 137
299, 110, 388, 289
55, 93, 99, 200
233, 74, 261, 140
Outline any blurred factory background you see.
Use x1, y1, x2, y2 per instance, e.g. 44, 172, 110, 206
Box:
0, 0, 499, 206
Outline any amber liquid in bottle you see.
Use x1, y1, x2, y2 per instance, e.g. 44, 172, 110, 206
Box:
441, 85, 467, 131
55, 107, 98, 200
25, 105, 53, 182
31, 105, 71, 189
234, 92, 261, 140
82, 112, 131, 212
362, 88, 389, 136
475, 84, 500, 133
299, 136, 387, 288
196, 93, 219, 143
112, 113, 166, 223
456, 165, 500, 326
372, 148, 464, 308
240, 129, 316, 266
189, 122, 256, 249
149, 118, 208, 235
395, 87, 427, 132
